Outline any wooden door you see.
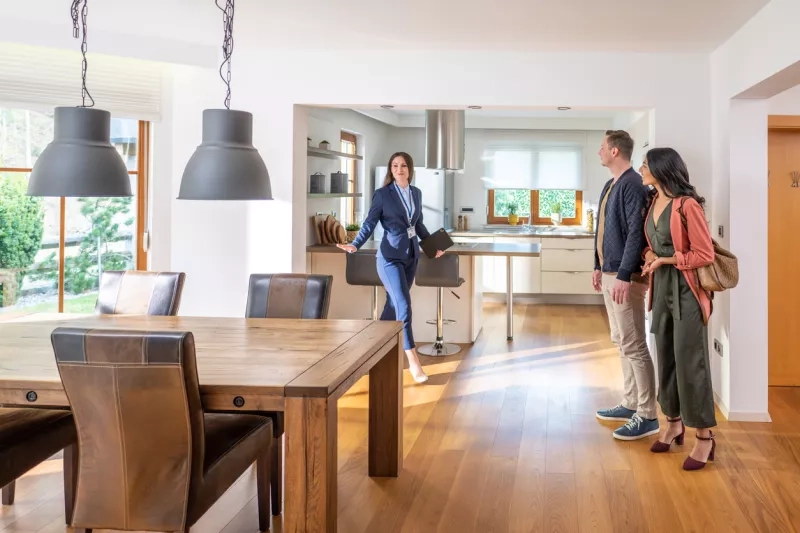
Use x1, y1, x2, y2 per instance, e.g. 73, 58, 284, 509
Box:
768, 125, 800, 386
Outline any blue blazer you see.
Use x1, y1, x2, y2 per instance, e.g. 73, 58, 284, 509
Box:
351, 184, 431, 261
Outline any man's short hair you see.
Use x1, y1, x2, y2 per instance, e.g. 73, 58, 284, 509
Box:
605, 130, 634, 161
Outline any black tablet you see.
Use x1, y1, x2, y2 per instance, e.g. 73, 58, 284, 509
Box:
420, 228, 454, 259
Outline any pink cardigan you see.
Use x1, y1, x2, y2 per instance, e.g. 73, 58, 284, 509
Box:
642, 195, 715, 324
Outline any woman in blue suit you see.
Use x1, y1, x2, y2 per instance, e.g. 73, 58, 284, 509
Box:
338, 152, 444, 384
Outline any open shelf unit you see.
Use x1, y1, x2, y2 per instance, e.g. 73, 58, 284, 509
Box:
307, 146, 363, 161
307, 193, 363, 199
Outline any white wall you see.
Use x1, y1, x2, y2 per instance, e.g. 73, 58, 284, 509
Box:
710, 0, 800, 421
768, 84, 800, 114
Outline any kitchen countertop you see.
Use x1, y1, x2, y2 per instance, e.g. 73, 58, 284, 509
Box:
450, 227, 595, 239
307, 241, 541, 257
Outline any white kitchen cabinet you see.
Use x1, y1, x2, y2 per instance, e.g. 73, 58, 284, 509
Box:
540, 238, 596, 294
541, 249, 594, 272
540, 237, 594, 250
541, 272, 595, 294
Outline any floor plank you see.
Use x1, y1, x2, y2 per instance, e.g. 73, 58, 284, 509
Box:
4, 303, 800, 533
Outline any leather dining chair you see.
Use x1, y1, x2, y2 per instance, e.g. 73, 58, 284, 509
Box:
52, 327, 274, 532
0, 408, 77, 522
95, 270, 185, 316
244, 273, 333, 516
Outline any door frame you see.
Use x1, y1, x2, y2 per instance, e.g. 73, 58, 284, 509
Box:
767, 114, 800, 386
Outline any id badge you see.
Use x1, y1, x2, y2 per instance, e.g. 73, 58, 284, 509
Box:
407, 227, 416, 239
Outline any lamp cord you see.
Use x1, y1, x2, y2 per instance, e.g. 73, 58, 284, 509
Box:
70, 0, 95, 108
216, 0, 234, 110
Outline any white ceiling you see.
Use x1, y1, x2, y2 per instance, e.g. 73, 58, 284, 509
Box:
2, 0, 768, 54
265, 0, 770, 53
346, 106, 646, 131
389, 108, 621, 119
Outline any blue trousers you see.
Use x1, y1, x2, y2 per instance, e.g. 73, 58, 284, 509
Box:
376, 255, 418, 350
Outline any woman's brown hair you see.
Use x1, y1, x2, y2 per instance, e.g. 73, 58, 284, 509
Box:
383, 152, 415, 187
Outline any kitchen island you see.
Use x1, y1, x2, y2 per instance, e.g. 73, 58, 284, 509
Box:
306, 241, 541, 342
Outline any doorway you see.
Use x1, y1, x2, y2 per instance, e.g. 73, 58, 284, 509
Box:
768, 115, 800, 386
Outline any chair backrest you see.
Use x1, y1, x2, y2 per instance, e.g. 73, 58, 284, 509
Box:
52, 327, 204, 532
345, 252, 382, 287
95, 271, 186, 316
245, 273, 333, 319
415, 254, 463, 288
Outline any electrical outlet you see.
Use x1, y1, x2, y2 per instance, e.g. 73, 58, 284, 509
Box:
713, 339, 723, 356
718, 225, 724, 238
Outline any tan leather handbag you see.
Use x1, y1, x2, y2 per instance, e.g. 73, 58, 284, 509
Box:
678, 198, 739, 292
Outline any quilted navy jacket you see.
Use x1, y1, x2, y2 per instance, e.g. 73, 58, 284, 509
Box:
593, 167, 649, 282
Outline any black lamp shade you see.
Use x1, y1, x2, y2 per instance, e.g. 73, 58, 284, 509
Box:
27, 107, 132, 197
178, 109, 273, 200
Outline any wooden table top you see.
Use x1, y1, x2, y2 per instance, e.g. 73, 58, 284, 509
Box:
0, 313, 402, 401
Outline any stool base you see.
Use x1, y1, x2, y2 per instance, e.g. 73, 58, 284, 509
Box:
418, 341, 461, 357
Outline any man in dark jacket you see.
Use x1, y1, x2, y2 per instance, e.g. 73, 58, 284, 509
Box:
593, 130, 658, 441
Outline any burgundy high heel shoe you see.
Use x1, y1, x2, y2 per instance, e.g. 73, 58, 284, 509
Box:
683, 432, 716, 471
650, 417, 685, 453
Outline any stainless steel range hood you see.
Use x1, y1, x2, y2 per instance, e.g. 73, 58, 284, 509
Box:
425, 110, 465, 170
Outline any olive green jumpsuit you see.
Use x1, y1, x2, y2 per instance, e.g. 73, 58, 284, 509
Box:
647, 201, 716, 428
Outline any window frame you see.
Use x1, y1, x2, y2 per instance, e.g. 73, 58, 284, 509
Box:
487, 189, 583, 226
0, 114, 151, 312
340, 131, 357, 224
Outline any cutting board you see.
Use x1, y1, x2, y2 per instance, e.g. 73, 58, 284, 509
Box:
313, 215, 347, 245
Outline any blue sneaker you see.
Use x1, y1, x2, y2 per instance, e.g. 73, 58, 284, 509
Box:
613, 414, 660, 441
596, 404, 636, 422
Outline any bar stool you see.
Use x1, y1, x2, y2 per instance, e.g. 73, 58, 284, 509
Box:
415, 254, 464, 357
345, 252, 382, 320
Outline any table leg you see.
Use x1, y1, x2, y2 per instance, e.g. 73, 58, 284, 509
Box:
369, 332, 403, 477
506, 256, 514, 340
284, 396, 338, 533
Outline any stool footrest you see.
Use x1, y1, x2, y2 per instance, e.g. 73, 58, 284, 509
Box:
418, 342, 462, 357
425, 318, 456, 326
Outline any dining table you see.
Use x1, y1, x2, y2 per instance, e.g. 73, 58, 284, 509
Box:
0, 312, 404, 533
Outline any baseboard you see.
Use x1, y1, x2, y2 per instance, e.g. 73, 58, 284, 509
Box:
713, 392, 772, 423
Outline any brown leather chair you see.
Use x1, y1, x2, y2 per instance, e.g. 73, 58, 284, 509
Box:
0, 408, 77, 522
245, 273, 333, 319
244, 273, 333, 516
52, 327, 273, 533
95, 270, 185, 316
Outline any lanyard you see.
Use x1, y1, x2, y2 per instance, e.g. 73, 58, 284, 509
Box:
394, 183, 414, 224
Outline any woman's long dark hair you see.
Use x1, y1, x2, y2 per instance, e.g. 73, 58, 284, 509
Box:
383, 152, 414, 187
645, 147, 705, 207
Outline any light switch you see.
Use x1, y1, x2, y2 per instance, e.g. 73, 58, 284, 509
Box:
718, 225, 724, 238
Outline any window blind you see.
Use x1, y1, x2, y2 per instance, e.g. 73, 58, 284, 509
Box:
481, 144, 585, 190
0, 42, 163, 121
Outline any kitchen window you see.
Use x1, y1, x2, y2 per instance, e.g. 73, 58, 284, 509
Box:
488, 189, 583, 225
340, 131, 357, 224
483, 143, 584, 226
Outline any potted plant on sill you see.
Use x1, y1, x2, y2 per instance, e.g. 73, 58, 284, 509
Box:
345, 223, 361, 243
550, 201, 563, 225
507, 201, 519, 225
319, 140, 330, 150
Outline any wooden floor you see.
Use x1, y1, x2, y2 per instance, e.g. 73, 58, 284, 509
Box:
4, 303, 800, 533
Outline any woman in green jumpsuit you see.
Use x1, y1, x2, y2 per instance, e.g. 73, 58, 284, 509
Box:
640, 148, 717, 471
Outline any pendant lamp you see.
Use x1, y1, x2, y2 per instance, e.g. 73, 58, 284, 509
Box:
27, 0, 131, 198
177, 0, 272, 200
